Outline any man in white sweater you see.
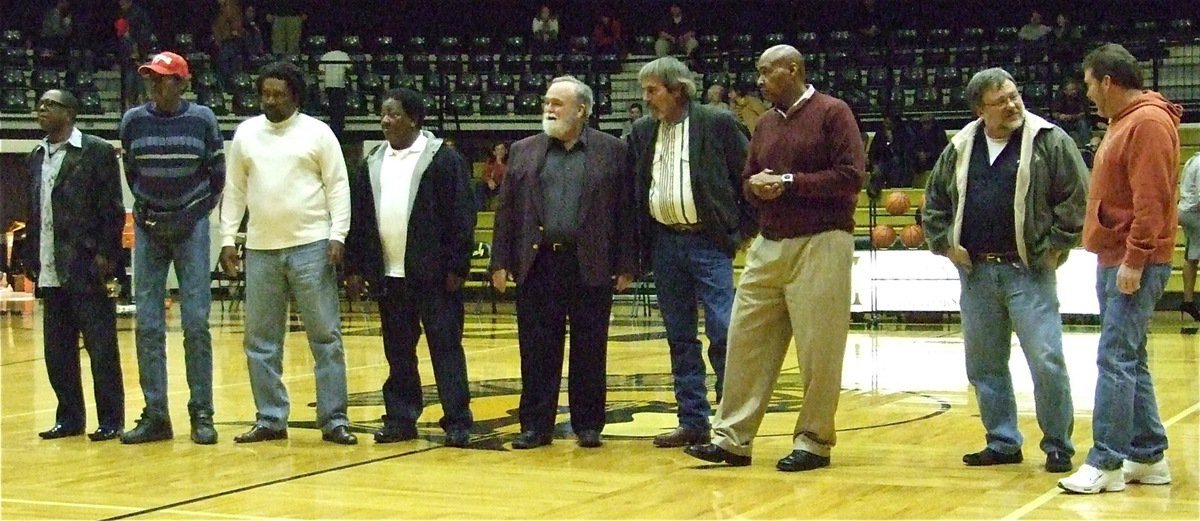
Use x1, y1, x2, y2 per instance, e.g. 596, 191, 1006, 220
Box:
219, 61, 357, 445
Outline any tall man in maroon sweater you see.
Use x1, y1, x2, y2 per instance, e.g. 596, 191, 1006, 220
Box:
685, 45, 866, 472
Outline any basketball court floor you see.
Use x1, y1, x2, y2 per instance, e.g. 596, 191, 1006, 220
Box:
0, 299, 1196, 519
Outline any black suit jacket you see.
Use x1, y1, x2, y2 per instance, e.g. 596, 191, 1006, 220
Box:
344, 133, 475, 292
628, 103, 755, 267
490, 128, 637, 286
21, 132, 124, 294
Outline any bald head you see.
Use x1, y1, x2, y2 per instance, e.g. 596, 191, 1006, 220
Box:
761, 44, 803, 66
756, 45, 806, 106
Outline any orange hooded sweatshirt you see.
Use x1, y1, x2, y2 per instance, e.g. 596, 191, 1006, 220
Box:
1082, 91, 1183, 268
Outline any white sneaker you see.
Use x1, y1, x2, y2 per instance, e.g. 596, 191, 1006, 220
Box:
1058, 464, 1126, 494
1123, 457, 1171, 485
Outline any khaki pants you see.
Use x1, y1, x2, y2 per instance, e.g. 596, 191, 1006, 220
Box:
713, 230, 852, 458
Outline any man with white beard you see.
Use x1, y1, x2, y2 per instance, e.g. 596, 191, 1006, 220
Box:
489, 76, 638, 450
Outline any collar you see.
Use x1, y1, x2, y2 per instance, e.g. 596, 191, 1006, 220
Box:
551, 127, 589, 150
149, 99, 190, 117
387, 133, 428, 156
775, 84, 815, 117
265, 110, 300, 130
40, 126, 83, 151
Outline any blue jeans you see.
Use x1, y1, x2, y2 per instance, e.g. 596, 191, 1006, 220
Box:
133, 216, 213, 420
243, 240, 348, 433
958, 262, 1074, 456
1087, 263, 1171, 470
653, 229, 733, 430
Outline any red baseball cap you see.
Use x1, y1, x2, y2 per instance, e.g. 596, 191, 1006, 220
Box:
139, 51, 191, 80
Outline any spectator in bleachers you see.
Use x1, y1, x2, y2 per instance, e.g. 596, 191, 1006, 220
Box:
654, 4, 698, 58
923, 67, 1087, 476
1050, 78, 1091, 146
704, 84, 730, 112
628, 56, 751, 450
264, 0, 306, 55
867, 113, 916, 192
39, 0, 73, 53
620, 102, 641, 139
478, 141, 508, 211
1050, 12, 1084, 62
851, 0, 892, 45
212, 0, 245, 90
912, 113, 949, 172
530, 4, 560, 53
1018, 10, 1052, 42
727, 84, 767, 134
116, 0, 154, 110
591, 11, 624, 57
1179, 152, 1200, 321
243, 4, 265, 59
319, 44, 351, 141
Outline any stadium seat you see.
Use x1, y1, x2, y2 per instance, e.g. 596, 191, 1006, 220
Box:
470, 35, 495, 53
564, 53, 591, 75
346, 90, 369, 116
233, 92, 259, 115
632, 35, 655, 55
78, 89, 103, 114
406, 36, 429, 54
457, 72, 482, 92
763, 33, 786, 48
594, 92, 611, 115
373, 36, 396, 54
731, 33, 754, 52
446, 92, 475, 115
488, 73, 514, 93
469, 53, 494, 73
422, 73, 448, 93
531, 53, 559, 74
514, 92, 541, 114
435, 53, 462, 73
499, 53, 527, 73
30, 68, 62, 92
0, 68, 24, 89
197, 90, 226, 115
2, 89, 29, 113
438, 35, 462, 54
697, 34, 721, 54
341, 35, 362, 53
358, 72, 384, 96
519, 72, 544, 93
480, 92, 508, 115
377, 53, 402, 76
406, 53, 430, 73
174, 33, 195, 54
796, 31, 819, 50
504, 36, 527, 54
390, 73, 417, 91
303, 35, 328, 56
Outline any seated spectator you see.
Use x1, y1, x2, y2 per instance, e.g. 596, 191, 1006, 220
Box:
1049, 78, 1091, 146
212, 0, 245, 89
727, 84, 768, 134
654, 4, 698, 57
868, 114, 916, 193
243, 4, 265, 58
704, 84, 730, 112
40, 0, 73, 52
478, 142, 508, 211
911, 113, 948, 172
591, 11, 624, 56
1018, 10, 1051, 42
531, 4, 560, 53
620, 102, 642, 139
1049, 13, 1084, 64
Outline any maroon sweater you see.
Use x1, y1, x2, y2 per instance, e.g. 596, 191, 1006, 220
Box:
743, 91, 866, 239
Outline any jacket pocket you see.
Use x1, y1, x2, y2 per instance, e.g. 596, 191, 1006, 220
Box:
1084, 198, 1126, 251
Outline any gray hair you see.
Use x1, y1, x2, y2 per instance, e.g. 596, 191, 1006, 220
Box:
965, 67, 1016, 111
549, 75, 594, 118
637, 56, 698, 100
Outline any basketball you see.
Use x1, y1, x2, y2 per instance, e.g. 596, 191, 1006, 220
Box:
899, 224, 925, 249
871, 224, 897, 249
885, 191, 911, 216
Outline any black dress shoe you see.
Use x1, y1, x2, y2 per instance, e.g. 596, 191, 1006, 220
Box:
653, 426, 711, 448
683, 443, 751, 466
322, 425, 358, 445
776, 450, 830, 472
963, 447, 1023, 466
38, 424, 84, 440
576, 430, 602, 448
374, 424, 418, 444
120, 416, 173, 444
1045, 451, 1073, 473
88, 426, 123, 442
191, 414, 217, 445
444, 430, 471, 448
234, 424, 288, 443
511, 430, 553, 449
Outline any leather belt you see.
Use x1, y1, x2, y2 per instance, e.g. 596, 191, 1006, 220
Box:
972, 252, 1021, 264
661, 222, 704, 233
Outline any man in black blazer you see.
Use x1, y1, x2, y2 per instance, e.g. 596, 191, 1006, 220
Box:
344, 88, 476, 448
490, 76, 637, 449
628, 57, 753, 448
22, 89, 125, 441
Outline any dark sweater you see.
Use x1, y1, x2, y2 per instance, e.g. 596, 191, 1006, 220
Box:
743, 91, 866, 239
120, 100, 225, 211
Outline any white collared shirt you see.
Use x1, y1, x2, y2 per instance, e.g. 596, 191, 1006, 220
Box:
378, 134, 427, 277
37, 127, 83, 287
649, 116, 698, 225
774, 84, 816, 117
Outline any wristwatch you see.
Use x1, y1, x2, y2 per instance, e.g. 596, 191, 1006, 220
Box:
780, 173, 794, 187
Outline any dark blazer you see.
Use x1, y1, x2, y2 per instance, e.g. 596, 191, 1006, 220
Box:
344, 132, 475, 292
627, 103, 755, 266
21, 132, 124, 294
490, 127, 637, 286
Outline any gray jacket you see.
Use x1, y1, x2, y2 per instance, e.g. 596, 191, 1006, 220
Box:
923, 110, 1088, 269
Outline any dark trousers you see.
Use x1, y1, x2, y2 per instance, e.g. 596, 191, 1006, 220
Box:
515, 249, 612, 434
326, 87, 347, 141
378, 276, 473, 432
41, 287, 124, 430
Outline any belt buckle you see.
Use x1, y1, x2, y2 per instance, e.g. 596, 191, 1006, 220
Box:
550, 242, 567, 252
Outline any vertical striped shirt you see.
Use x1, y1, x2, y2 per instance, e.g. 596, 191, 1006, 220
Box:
649, 116, 698, 225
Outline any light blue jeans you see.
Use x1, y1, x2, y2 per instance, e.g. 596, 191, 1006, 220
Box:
1086, 263, 1171, 470
958, 262, 1074, 456
133, 216, 213, 420
243, 239, 348, 433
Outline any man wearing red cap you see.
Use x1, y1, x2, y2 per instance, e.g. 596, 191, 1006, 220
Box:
118, 51, 226, 445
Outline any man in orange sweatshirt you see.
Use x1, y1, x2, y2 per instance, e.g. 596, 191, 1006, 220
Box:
1058, 43, 1183, 495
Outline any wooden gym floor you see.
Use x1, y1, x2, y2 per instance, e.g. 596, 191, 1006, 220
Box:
0, 300, 1196, 520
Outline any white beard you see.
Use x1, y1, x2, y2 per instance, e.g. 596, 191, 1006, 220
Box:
542, 117, 573, 139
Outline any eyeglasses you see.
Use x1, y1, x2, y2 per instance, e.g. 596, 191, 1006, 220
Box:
37, 99, 69, 111
983, 91, 1022, 108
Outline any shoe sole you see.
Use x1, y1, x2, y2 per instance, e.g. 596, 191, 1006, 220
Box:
1125, 476, 1171, 485
1057, 481, 1126, 494
120, 435, 173, 444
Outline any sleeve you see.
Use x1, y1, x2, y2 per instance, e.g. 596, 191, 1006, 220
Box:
94, 141, 125, 263
118, 110, 138, 192
1179, 154, 1200, 214
219, 127, 248, 247
342, 154, 371, 277
204, 108, 226, 211
788, 102, 866, 198
444, 149, 477, 279
320, 127, 351, 244
920, 142, 959, 255
489, 145, 517, 273
1046, 128, 1089, 250
613, 139, 639, 276
1123, 119, 1180, 268
716, 112, 756, 239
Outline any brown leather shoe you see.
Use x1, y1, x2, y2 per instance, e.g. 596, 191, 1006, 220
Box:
653, 426, 711, 448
